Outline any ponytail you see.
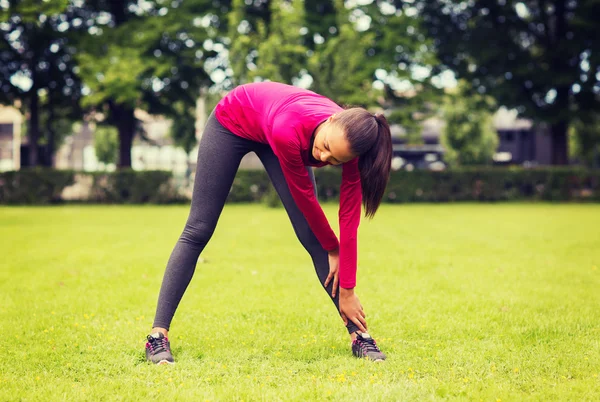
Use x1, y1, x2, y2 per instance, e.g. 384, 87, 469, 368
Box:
358, 114, 392, 218
334, 108, 393, 218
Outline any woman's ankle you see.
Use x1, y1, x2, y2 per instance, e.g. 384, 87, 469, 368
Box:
151, 327, 169, 337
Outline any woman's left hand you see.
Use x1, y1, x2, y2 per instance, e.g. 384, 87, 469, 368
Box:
324, 248, 339, 297
339, 288, 368, 332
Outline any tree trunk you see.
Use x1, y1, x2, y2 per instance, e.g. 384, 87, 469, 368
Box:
118, 122, 133, 168
28, 88, 40, 167
550, 120, 569, 165
44, 109, 56, 167
45, 129, 56, 167
548, 4, 569, 166
111, 104, 136, 169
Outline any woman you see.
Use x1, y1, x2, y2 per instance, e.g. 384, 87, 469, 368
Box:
145, 82, 392, 364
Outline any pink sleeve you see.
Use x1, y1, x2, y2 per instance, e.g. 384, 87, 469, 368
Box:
339, 158, 361, 288
271, 129, 339, 252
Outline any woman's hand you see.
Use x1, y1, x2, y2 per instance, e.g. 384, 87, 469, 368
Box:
339, 288, 367, 332
324, 248, 340, 297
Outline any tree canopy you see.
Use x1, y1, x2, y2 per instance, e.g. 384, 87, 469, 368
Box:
416, 0, 600, 164
2, 0, 599, 168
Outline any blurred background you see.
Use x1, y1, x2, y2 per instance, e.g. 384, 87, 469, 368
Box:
1, 0, 599, 203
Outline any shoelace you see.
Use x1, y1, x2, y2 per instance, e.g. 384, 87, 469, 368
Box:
357, 336, 381, 354
146, 335, 169, 354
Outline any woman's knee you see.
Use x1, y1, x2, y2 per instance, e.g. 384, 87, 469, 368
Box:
180, 219, 216, 246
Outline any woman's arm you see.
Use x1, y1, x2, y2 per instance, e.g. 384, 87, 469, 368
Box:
271, 128, 339, 252
338, 157, 362, 289
337, 158, 368, 331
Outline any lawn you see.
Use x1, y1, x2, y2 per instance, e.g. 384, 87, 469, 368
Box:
1, 203, 599, 401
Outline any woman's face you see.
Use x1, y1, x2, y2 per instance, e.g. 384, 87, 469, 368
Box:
312, 116, 356, 165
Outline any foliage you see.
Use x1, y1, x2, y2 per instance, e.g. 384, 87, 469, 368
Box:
0, 168, 74, 203
0, 169, 183, 204
226, 169, 274, 203
382, 167, 600, 202
4, 0, 600, 169
262, 185, 283, 208
417, 0, 600, 164
441, 82, 499, 166
73, 0, 217, 167
307, 0, 377, 107
354, 1, 444, 143
93, 126, 119, 166
321, 167, 600, 203
88, 169, 182, 204
3, 167, 599, 205
569, 113, 600, 168
0, 0, 83, 166
302, 0, 336, 50
226, 0, 256, 86
169, 96, 199, 156
250, 0, 307, 84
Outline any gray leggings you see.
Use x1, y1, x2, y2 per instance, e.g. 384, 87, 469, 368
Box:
152, 112, 359, 334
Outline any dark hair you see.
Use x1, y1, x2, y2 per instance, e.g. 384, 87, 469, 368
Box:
335, 108, 392, 219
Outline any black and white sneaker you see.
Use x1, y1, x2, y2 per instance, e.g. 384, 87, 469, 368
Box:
352, 332, 386, 361
145, 332, 174, 365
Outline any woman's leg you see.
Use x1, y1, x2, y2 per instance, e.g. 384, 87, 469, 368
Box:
151, 114, 254, 333
255, 146, 360, 336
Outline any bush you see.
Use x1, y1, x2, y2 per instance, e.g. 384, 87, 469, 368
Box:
310, 167, 600, 203
226, 170, 273, 203
0, 169, 75, 204
262, 186, 283, 208
88, 169, 182, 204
1, 167, 599, 205
379, 167, 600, 202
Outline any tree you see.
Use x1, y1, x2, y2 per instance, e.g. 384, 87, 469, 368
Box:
170, 105, 197, 157
74, 0, 216, 168
226, 0, 257, 86
39, 100, 80, 166
307, 0, 377, 106
169, 96, 197, 182
373, 2, 445, 144
417, 0, 600, 164
305, 0, 445, 140
441, 82, 498, 166
250, 0, 307, 84
303, 0, 336, 51
93, 125, 118, 166
0, 0, 83, 166
569, 113, 600, 168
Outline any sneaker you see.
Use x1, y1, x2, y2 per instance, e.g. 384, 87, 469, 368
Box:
352, 332, 386, 361
145, 332, 174, 365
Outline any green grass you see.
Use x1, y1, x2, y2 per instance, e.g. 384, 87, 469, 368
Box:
1, 204, 599, 401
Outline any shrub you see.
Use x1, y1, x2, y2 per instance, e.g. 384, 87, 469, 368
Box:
87, 169, 181, 204
0, 169, 75, 204
1, 167, 599, 204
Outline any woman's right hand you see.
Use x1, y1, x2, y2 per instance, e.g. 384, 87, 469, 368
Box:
324, 248, 340, 297
339, 288, 367, 332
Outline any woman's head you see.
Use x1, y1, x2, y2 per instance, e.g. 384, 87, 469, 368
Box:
312, 107, 392, 218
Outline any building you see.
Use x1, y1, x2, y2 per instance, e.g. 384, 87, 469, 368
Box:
391, 107, 552, 170
493, 108, 552, 166
55, 110, 194, 173
0, 105, 22, 171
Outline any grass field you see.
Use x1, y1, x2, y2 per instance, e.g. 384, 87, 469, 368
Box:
1, 203, 599, 401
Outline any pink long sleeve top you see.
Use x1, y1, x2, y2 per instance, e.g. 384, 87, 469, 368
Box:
215, 82, 362, 288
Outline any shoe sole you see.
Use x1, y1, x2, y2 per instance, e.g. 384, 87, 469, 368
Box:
146, 359, 175, 365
